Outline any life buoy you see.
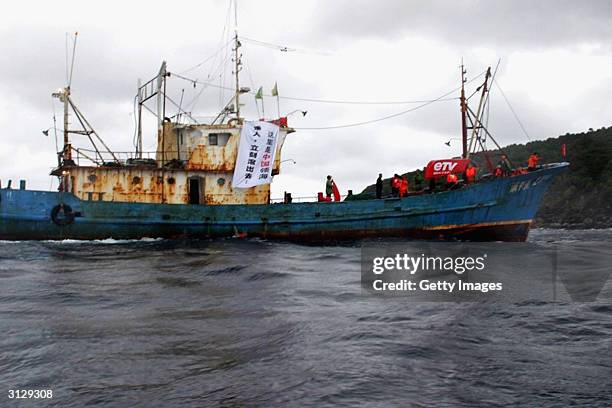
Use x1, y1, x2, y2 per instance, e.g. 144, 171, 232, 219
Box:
51, 204, 75, 226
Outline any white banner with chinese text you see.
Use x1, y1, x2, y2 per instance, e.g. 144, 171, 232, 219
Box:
232, 121, 280, 189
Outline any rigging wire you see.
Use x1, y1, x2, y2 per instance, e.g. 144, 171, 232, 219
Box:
65, 33, 70, 86
217, 0, 233, 109
185, 50, 233, 113
170, 63, 486, 130
51, 97, 60, 156
171, 71, 461, 106
132, 95, 138, 151
293, 94, 455, 130
177, 39, 234, 75
293, 70, 487, 130
240, 36, 296, 52
240, 35, 331, 56
68, 32, 78, 88
169, 70, 486, 130
242, 45, 261, 117
274, 95, 458, 105
468, 60, 501, 154
493, 79, 532, 141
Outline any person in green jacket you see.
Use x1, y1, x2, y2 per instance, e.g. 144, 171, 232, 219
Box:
498, 154, 512, 176
325, 175, 333, 200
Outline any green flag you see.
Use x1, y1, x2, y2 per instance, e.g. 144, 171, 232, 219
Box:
255, 86, 263, 99
271, 82, 278, 97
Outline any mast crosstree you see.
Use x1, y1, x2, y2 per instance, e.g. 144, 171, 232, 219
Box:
53, 32, 119, 165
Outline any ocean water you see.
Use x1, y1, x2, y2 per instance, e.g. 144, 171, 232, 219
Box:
1, 229, 611, 407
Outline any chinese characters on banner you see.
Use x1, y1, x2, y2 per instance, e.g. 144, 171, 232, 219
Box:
232, 121, 280, 188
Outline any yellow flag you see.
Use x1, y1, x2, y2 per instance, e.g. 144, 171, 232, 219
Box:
271, 82, 278, 97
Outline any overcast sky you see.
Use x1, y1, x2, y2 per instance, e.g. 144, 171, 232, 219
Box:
1, 0, 611, 197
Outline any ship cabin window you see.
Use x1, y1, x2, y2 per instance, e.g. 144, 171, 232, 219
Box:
208, 132, 231, 146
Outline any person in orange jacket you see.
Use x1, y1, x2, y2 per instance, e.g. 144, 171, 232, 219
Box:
399, 176, 408, 197
527, 152, 540, 171
446, 173, 459, 187
391, 174, 401, 197
465, 163, 477, 183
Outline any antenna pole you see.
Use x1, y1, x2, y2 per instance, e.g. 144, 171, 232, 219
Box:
61, 32, 79, 162
233, 0, 242, 122
460, 62, 468, 159
68, 32, 78, 88
63, 88, 70, 150
137, 79, 143, 158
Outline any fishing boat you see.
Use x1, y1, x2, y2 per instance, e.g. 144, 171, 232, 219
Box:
0, 27, 567, 242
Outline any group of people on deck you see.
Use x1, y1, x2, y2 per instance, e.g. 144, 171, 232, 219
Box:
320, 153, 541, 202
390, 174, 409, 198
494, 152, 540, 177
371, 151, 542, 199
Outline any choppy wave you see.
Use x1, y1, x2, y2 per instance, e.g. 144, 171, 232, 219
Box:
0, 229, 610, 407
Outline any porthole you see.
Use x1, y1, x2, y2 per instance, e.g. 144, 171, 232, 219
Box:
88, 174, 97, 183
217, 177, 226, 186
167, 177, 176, 185
132, 176, 141, 184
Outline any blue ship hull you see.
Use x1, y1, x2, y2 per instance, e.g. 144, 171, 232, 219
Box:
0, 164, 568, 242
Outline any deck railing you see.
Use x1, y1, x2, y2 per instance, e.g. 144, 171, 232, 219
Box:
71, 148, 179, 166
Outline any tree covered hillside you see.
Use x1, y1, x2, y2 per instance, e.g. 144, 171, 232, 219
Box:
355, 127, 612, 228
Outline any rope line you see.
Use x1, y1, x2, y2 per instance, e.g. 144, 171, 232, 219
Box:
494, 79, 532, 141
170, 69, 486, 130
171, 71, 476, 106
294, 70, 486, 130
177, 39, 234, 75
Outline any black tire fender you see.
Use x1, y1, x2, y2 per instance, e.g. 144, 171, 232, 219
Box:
51, 204, 75, 226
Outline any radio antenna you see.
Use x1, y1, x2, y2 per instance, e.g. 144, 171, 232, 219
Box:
68, 32, 78, 88
233, 0, 242, 121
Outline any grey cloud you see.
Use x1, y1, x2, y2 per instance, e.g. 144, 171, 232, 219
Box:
315, 0, 612, 48
2, 1, 611, 196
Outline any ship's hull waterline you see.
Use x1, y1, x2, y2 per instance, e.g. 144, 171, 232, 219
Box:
0, 164, 567, 242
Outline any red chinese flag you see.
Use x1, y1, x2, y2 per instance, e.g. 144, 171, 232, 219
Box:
561, 143, 567, 158
332, 182, 341, 202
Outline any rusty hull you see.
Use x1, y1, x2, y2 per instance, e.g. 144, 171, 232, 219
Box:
68, 166, 271, 205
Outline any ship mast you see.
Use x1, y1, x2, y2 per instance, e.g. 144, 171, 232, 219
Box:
460, 63, 468, 159
62, 86, 71, 161
53, 32, 119, 165
62, 32, 79, 162
233, 0, 242, 122
467, 66, 492, 157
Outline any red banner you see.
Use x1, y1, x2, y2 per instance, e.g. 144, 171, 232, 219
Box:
332, 182, 341, 202
424, 159, 470, 180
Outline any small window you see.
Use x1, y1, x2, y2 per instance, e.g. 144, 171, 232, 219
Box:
208, 132, 231, 146
188, 129, 202, 138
